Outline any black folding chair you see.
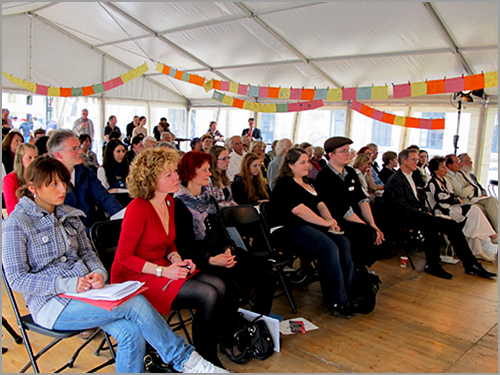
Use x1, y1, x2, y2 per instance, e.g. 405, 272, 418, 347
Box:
220, 204, 298, 314
2, 266, 114, 373
89, 219, 194, 345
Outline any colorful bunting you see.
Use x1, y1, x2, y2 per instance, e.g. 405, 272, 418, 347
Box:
2, 63, 149, 97
212, 91, 324, 113
351, 100, 445, 130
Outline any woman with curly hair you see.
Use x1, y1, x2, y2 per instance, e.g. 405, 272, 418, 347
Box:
111, 148, 234, 369
231, 152, 269, 206
97, 139, 129, 192
174, 151, 276, 363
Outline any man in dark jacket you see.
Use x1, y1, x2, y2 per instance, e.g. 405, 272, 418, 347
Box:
48, 130, 123, 231
241, 118, 262, 141
383, 149, 496, 279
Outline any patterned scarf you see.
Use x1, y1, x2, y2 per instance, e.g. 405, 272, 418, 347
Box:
176, 185, 217, 240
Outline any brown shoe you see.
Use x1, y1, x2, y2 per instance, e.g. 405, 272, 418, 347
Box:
77, 328, 98, 339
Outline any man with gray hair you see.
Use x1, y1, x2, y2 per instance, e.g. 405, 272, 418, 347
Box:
47, 130, 122, 231
142, 136, 157, 149
227, 135, 246, 182
267, 138, 292, 190
72, 109, 94, 140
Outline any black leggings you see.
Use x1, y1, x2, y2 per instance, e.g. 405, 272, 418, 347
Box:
170, 272, 235, 367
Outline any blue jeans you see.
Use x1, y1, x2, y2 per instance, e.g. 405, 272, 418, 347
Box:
274, 225, 356, 307
53, 294, 194, 373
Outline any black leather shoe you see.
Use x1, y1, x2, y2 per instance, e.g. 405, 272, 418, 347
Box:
465, 263, 497, 278
331, 303, 356, 319
424, 264, 453, 279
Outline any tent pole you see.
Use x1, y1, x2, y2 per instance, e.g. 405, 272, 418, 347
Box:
345, 101, 352, 138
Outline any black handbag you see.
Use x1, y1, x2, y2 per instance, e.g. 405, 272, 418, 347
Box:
144, 342, 174, 373
232, 313, 275, 362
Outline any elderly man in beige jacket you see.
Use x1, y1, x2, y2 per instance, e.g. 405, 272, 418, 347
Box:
444, 154, 498, 242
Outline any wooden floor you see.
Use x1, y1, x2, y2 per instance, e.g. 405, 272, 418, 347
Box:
2, 251, 498, 373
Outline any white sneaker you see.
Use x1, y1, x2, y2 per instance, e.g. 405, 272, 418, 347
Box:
183, 351, 229, 373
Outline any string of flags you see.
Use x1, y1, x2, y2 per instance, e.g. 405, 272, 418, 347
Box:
350, 100, 445, 130
1, 63, 149, 97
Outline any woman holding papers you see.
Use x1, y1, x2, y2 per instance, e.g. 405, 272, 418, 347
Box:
2, 156, 227, 373
111, 148, 233, 368
271, 148, 358, 319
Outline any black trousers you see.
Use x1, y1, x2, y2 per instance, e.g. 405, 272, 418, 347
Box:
406, 211, 477, 268
339, 220, 379, 268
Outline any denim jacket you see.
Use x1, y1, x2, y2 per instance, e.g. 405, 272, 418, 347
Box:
2, 197, 108, 329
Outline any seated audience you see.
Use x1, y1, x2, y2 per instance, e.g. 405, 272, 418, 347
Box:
444, 153, 498, 235
313, 146, 327, 169
33, 128, 46, 141
126, 134, 145, 165
34, 135, 50, 156
143, 136, 157, 150
97, 139, 129, 192
271, 148, 357, 318
231, 152, 269, 206
383, 149, 496, 279
352, 154, 381, 200
417, 149, 430, 187
366, 143, 381, 173
241, 136, 251, 153
300, 142, 321, 181
227, 136, 246, 182
207, 121, 224, 144
47, 130, 123, 231
207, 146, 237, 208
191, 137, 203, 152
161, 131, 176, 144
2, 156, 227, 374
427, 156, 497, 262
377, 151, 398, 185
359, 146, 384, 188
111, 148, 236, 368
3, 143, 38, 215
174, 152, 276, 321
315, 137, 384, 271
2, 130, 23, 175
264, 140, 278, 168
78, 134, 99, 172
201, 134, 213, 153
267, 138, 292, 190
153, 119, 169, 141
249, 140, 268, 181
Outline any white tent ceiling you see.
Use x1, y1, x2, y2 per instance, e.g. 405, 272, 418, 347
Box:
2, 2, 498, 107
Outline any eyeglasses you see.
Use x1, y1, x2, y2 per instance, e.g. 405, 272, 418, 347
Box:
217, 156, 231, 161
334, 148, 350, 154
65, 146, 81, 153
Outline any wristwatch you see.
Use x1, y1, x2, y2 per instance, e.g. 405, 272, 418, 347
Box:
155, 265, 163, 277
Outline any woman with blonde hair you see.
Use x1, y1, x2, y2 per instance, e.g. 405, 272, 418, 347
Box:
111, 148, 232, 369
231, 152, 269, 206
353, 154, 381, 199
249, 140, 267, 181
207, 145, 236, 207
3, 143, 38, 214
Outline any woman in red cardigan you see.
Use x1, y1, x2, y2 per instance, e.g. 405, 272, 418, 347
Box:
3, 143, 38, 215
111, 148, 232, 369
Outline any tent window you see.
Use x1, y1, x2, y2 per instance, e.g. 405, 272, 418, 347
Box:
418, 112, 445, 150
372, 120, 392, 147
167, 109, 186, 139
260, 113, 276, 143
492, 115, 498, 154
297, 110, 345, 147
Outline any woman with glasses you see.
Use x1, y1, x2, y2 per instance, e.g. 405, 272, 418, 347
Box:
206, 146, 236, 208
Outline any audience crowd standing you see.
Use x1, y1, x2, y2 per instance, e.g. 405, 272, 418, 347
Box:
2, 112, 498, 373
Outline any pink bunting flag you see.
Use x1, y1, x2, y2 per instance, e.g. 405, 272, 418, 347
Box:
393, 83, 411, 98
36, 85, 49, 95
290, 88, 303, 100
419, 119, 433, 130
444, 76, 465, 93
342, 87, 357, 101
350, 100, 363, 112
238, 84, 248, 95
103, 77, 123, 91
371, 109, 385, 122
220, 81, 230, 91
259, 86, 269, 97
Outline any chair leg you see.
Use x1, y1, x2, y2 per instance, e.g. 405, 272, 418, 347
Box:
3, 316, 23, 344
175, 310, 193, 346
276, 267, 297, 314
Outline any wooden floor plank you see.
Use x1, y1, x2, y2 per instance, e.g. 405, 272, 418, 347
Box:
3, 252, 498, 373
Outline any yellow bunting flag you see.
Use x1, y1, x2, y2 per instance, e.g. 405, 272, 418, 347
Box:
327, 88, 342, 101
2, 72, 36, 91
243, 101, 256, 111
484, 71, 498, 88
204, 79, 214, 92
410, 81, 427, 97
156, 63, 164, 72
121, 63, 149, 83
222, 95, 234, 106
393, 115, 406, 127
279, 87, 291, 99
47, 87, 60, 97
262, 104, 277, 113
371, 85, 388, 99
229, 81, 239, 94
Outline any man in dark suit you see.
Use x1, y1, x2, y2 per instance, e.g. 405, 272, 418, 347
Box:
383, 149, 496, 279
241, 118, 262, 141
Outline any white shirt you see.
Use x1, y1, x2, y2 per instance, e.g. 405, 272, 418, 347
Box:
403, 171, 418, 199
227, 151, 245, 182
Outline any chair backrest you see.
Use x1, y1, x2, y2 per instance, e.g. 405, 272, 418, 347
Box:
89, 219, 123, 274
220, 204, 261, 227
112, 192, 134, 207
259, 201, 283, 232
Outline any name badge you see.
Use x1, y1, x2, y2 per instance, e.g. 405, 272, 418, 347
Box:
349, 186, 355, 191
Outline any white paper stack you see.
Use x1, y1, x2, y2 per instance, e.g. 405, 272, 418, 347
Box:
64, 281, 145, 301
279, 318, 319, 335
